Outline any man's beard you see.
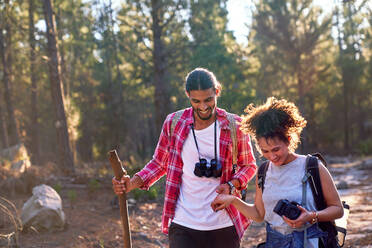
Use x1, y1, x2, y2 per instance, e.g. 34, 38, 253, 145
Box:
194, 107, 214, 120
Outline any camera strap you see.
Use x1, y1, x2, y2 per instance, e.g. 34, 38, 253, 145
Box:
190, 120, 217, 163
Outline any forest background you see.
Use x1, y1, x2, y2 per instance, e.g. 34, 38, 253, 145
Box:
0, 0, 371, 175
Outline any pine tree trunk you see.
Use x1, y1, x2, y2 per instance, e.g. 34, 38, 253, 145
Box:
78, 118, 93, 162
151, 0, 171, 133
336, 6, 350, 151
42, 0, 75, 174
108, 1, 125, 148
55, 8, 68, 98
0, 32, 10, 149
29, 0, 41, 164
0, 99, 9, 149
0, 2, 20, 146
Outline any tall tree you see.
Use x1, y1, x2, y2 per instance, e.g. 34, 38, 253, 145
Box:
95, 0, 126, 148
249, 0, 333, 152
335, 0, 369, 151
151, 0, 173, 132
109, 1, 159, 158
0, 0, 21, 146
28, 0, 41, 164
42, 0, 74, 173
188, 0, 231, 68
65, 0, 97, 162
117, 0, 187, 134
188, 0, 254, 113
251, 0, 331, 113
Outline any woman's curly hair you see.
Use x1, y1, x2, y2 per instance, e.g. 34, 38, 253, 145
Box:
241, 97, 307, 152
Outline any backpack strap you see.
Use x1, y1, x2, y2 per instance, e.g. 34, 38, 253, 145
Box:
227, 113, 250, 200
301, 162, 311, 248
226, 113, 238, 172
257, 160, 270, 192
311, 152, 328, 167
170, 110, 185, 138
306, 155, 327, 210
306, 154, 340, 247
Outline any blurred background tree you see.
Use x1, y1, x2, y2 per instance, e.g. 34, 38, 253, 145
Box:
0, 0, 371, 174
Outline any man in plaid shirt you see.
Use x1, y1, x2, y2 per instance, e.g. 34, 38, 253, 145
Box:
113, 68, 257, 248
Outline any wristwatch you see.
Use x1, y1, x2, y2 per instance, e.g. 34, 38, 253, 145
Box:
227, 181, 236, 195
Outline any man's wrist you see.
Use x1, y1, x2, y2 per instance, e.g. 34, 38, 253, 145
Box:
229, 179, 241, 190
227, 181, 236, 195
131, 175, 144, 190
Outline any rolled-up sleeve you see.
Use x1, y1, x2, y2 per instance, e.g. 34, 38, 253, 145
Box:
232, 121, 257, 190
136, 114, 172, 190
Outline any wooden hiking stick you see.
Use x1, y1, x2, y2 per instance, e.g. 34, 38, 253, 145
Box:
108, 150, 132, 248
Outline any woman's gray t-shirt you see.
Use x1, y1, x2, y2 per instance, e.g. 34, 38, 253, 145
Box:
262, 155, 319, 247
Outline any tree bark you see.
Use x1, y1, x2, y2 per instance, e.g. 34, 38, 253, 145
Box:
336, 6, 350, 151
0, 32, 10, 149
55, 7, 68, 98
42, 0, 75, 174
29, 0, 41, 164
107, 0, 125, 148
151, 0, 171, 133
0, 2, 20, 146
0, 97, 9, 149
78, 118, 93, 162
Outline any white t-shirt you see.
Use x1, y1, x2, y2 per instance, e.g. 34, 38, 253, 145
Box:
172, 121, 233, 230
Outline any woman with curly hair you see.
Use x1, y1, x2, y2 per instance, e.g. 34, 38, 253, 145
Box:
211, 97, 343, 248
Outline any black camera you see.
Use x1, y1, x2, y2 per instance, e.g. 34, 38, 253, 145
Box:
273, 199, 301, 220
194, 158, 222, 178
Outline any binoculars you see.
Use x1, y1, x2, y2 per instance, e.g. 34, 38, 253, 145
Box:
194, 158, 222, 178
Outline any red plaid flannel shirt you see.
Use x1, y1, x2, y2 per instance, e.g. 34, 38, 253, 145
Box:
136, 107, 257, 238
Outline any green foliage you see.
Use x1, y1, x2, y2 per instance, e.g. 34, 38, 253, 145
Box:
87, 179, 101, 194
130, 176, 165, 201
0, 0, 371, 168
357, 139, 372, 155
131, 187, 159, 201
251, 0, 332, 103
67, 190, 77, 206
53, 183, 62, 194
333, 1, 371, 151
188, 0, 255, 114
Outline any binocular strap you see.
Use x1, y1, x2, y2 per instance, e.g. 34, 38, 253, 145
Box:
190, 119, 217, 164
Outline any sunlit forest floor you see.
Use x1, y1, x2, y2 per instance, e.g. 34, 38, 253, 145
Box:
3, 156, 372, 248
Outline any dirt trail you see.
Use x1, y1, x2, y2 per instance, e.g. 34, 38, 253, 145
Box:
330, 158, 372, 248
11, 157, 372, 247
